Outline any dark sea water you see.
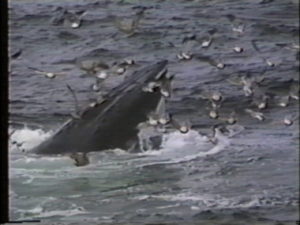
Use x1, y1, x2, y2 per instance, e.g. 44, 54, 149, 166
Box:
8, 0, 299, 224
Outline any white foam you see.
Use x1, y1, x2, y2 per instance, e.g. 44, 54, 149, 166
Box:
132, 191, 276, 211
17, 205, 44, 214
106, 148, 129, 155
67, 194, 83, 198
135, 129, 231, 167
131, 192, 230, 209
156, 203, 181, 209
10, 154, 74, 170
137, 130, 210, 156
17, 198, 86, 220
37, 207, 87, 218
162, 130, 206, 150
18, 207, 87, 220
9, 125, 239, 172
191, 206, 200, 210
21, 174, 35, 184
9, 127, 53, 151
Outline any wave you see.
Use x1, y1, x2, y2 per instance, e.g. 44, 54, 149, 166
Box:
9, 124, 244, 169
133, 126, 244, 167
9, 126, 53, 153
131, 191, 298, 211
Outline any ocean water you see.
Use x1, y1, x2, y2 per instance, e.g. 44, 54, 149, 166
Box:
9, 0, 299, 224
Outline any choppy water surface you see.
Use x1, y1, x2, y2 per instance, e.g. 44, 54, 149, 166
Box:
9, 0, 299, 224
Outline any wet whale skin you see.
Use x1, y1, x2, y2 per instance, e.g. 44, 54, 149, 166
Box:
31, 61, 168, 154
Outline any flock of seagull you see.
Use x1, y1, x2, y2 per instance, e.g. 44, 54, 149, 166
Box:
10, 3, 299, 161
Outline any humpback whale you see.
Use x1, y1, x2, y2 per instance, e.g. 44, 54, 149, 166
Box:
31, 60, 168, 155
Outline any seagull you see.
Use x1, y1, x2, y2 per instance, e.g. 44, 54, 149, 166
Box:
227, 75, 253, 96
78, 59, 110, 77
271, 114, 298, 126
289, 81, 299, 100
194, 54, 225, 69
113, 9, 145, 36
146, 97, 170, 127
123, 59, 135, 65
233, 46, 244, 53
227, 74, 264, 97
110, 64, 127, 75
95, 71, 109, 79
198, 90, 223, 102
170, 115, 190, 134
91, 80, 102, 92
251, 40, 276, 67
51, 8, 87, 28
137, 121, 162, 135
243, 84, 254, 97
142, 81, 160, 93
88, 97, 106, 108
245, 109, 265, 121
264, 58, 275, 67
115, 59, 136, 70
155, 97, 170, 125
218, 111, 238, 124
225, 14, 245, 35
110, 58, 136, 75
90, 77, 109, 96
252, 94, 269, 110
291, 43, 300, 50
27, 66, 67, 79
89, 102, 98, 108
208, 104, 219, 119
178, 34, 198, 60
209, 109, 219, 119
147, 112, 160, 126
142, 69, 173, 98
11, 140, 24, 148
11, 140, 26, 152
146, 70, 174, 97
207, 125, 230, 144
180, 32, 214, 57
232, 24, 245, 34
275, 95, 290, 107
177, 52, 193, 60
200, 36, 213, 48
226, 111, 238, 124
63, 10, 87, 29
282, 114, 298, 126
200, 92, 222, 120
66, 84, 81, 119
159, 76, 173, 98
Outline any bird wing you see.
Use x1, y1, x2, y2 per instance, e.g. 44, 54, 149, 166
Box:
194, 54, 220, 67
227, 76, 243, 86
66, 83, 80, 115
155, 97, 166, 116
170, 117, 182, 130
27, 66, 46, 74
114, 18, 134, 34
251, 40, 262, 53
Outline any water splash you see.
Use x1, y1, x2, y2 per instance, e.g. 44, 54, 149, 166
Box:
135, 129, 232, 167
9, 127, 53, 152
